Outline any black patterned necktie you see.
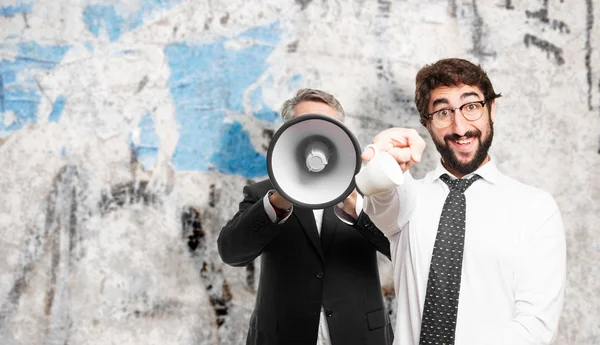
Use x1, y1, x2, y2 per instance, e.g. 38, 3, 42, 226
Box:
419, 173, 481, 345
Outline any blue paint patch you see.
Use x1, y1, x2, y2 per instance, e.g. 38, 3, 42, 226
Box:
0, 72, 4, 112
0, 90, 38, 135
130, 112, 160, 170
83, 1, 182, 41
2, 69, 16, 83
290, 74, 302, 84
0, 2, 33, 17
209, 122, 267, 177
164, 21, 286, 178
48, 95, 66, 123
249, 86, 279, 122
83, 5, 123, 42
236, 23, 283, 45
0, 41, 70, 137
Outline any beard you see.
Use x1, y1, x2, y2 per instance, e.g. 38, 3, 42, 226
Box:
431, 121, 494, 175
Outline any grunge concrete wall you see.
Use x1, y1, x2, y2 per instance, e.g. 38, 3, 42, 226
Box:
0, 0, 598, 344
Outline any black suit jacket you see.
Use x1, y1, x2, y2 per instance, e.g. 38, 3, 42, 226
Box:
218, 180, 393, 345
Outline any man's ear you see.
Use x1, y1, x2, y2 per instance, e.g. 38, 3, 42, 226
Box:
490, 99, 497, 122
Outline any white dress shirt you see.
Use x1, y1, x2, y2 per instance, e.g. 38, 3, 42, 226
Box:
263, 192, 362, 345
363, 159, 566, 345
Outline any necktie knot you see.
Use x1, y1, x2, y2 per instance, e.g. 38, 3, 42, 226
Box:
440, 174, 481, 193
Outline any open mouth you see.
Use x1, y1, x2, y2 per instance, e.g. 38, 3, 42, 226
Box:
450, 137, 476, 152
455, 137, 473, 145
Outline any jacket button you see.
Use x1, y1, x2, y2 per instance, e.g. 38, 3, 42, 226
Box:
325, 309, 333, 317
316, 272, 324, 279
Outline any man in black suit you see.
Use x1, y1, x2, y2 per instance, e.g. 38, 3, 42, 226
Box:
218, 89, 393, 345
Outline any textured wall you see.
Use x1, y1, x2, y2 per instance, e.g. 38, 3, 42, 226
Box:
0, 0, 598, 344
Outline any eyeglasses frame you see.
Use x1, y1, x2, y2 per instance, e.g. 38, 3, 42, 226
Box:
426, 100, 487, 128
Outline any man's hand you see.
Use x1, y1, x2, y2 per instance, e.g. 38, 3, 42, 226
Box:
337, 189, 359, 220
361, 128, 426, 172
269, 191, 293, 210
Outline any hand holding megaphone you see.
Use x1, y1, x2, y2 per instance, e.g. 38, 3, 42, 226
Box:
355, 128, 426, 197
268, 190, 293, 210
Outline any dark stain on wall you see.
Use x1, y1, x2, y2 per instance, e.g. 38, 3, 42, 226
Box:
525, 7, 570, 34
523, 34, 565, 66
204, 17, 213, 31
209, 184, 219, 208
98, 181, 162, 215
0, 277, 26, 334
469, 0, 496, 61
377, 0, 391, 16
44, 165, 80, 336
352, 88, 417, 131
448, 0, 457, 17
295, 0, 313, 11
585, 0, 594, 111
136, 75, 148, 93
505, 0, 514, 10
287, 40, 299, 53
23, 12, 30, 28
132, 299, 184, 318
262, 128, 275, 151
181, 206, 232, 327
182, 207, 205, 252
375, 58, 388, 82
201, 262, 232, 327
246, 262, 256, 292
220, 12, 230, 25
526, 7, 550, 23
0, 165, 81, 340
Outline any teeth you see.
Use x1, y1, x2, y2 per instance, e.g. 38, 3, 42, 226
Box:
456, 138, 472, 144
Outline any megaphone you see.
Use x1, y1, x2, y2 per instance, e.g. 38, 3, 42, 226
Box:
267, 114, 362, 209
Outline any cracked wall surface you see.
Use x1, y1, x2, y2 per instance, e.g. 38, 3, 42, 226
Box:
0, 0, 599, 344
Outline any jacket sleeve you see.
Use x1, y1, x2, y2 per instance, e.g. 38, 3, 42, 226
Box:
352, 212, 392, 260
217, 184, 284, 267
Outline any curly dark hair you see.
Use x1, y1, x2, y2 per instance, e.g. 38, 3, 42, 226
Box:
414, 58, 502, 126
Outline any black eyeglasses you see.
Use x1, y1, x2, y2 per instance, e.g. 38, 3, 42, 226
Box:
426, 101, 487, 128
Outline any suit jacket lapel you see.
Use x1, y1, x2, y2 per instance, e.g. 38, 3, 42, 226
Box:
293, 207, 324, 261
320, 207, 339, 255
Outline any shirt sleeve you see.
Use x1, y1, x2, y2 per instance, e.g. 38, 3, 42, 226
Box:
333, 194, 363, 225
263, 189, 293, 224
484, 195, 566, 345
362, 170, 418, 237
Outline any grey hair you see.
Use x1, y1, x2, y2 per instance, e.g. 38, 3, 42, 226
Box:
280, 88, 345, 122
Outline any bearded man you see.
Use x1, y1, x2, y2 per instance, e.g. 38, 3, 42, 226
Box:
360, 58, 566, 345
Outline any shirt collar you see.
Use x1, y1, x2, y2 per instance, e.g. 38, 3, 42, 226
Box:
431, 156, 499, 184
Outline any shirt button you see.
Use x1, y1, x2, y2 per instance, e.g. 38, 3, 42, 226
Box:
316, 272, 324, 279
325, 309, 333, 317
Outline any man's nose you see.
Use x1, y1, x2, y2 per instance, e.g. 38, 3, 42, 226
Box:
451, 109, 469, 136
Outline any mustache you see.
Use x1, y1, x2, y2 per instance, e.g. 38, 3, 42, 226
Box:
444, 130, 481, 142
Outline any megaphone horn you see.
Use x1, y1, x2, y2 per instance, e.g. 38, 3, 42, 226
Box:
267, 114, 362, 209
